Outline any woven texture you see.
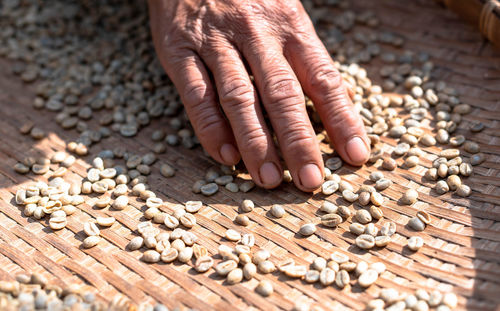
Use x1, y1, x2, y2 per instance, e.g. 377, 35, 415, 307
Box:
0, 0, 499, 310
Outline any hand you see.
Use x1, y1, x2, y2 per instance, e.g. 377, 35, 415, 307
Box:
148, 0, 370, 192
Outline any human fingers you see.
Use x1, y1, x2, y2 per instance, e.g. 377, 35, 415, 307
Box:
162, 49, 241, 165
286, 29, 370, 166
199, 41, 283, 188
241, 38, 324, 192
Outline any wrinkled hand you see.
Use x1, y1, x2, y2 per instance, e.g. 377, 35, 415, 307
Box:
148, 0, 370, 192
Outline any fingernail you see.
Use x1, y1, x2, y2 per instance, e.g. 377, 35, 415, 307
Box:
345, 136, 370, 165
299, 163, 323, 190
259, 162, 281, 186
220, 144, 240, 164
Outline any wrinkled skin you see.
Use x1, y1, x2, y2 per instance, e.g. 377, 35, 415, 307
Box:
149, 0, 370, 192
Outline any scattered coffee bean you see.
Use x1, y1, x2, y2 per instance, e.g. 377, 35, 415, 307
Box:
349, 223, 366, 235
325, 157, 342, 171
312, 257, 327, 271
436, 129, 449, 144
355, 210, 372, 224
180, 213, 196, 228
49, 213, 67, 230
83, 221, 100, 236
258, 260, 276, 274
375, 178, 392, 191
459, 163, 473, 176
408, 236, 424, 251
192, 180, 207, 193
322, 180, 339, 195
394, 143, 410, 156
127, 237, 144, 251
161, 248, 179, 263
380, 222, 396, 236
225, 229, 241, 242
160, 163, 175, 177
342, 190, 359, 202
235, 214, 250, 226
401, 189, 418, 205
216, 260, 238, 276
440, 149, 460, 159
358, 269, 378, 287
319, 268, 336, 286
304, 270, 320, 283
225, 182, 239, 192
420, 134, 436, 146
469, 121, 484, 132
299, 223, 317, 236
375, 235, 391, 247
226, 268, 243, 284
330, 251, 349, 264
371, 191, 384, 206
192, 256, 213, 273
321, 214, 343, 227
464, 141, 480, 154
382, 158, 397, 170
240, 199, 254, 213
142, 250, 161, 263
255, 280, 273, 297
82, 236, 101, 248
270, 204, 285, 218
200, 183, 219, 196
449, 135, 465, 147
369, 171, 384, 182
215, 175, 233, 186
358, 192, 371, 206
470, 153, 485, 166
335, 270, 350, 288
230, 232, 250, 247
356, 234, 375, 249
319, 201, 338, 214
239, 181, 255, 193
177, 247, 194, 263
405, 155, 419, 168
417, 211, 431, 225
113, 195, 129, 210
408, 217, 426, 231
456, 184, 471, 197
369, 205, 383, 220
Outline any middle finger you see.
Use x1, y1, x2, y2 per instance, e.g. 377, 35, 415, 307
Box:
199, 40, 283, 189
241, 37, 324, 191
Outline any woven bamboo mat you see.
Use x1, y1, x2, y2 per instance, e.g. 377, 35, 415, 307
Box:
0, 0, 499, 310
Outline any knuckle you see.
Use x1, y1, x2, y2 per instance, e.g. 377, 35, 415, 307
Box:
278, 123, 315, 151
323, 99, 358, 128
281, 3, 304, 28
199, 32, 228, 57
182, 82, 228, 142
286, 137, 316, 159
264, 72, 304, 106
237, 126, 269, 155
234, 5, 257, 26
219, 78, 256, 111
242, 35, 265, 55
156, 24, 199, 57
183, 80, 211, 105
192, 106, 226, 138
308, 63, 343, 94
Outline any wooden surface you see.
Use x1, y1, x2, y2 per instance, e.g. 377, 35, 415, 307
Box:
0, 0, 500, 310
